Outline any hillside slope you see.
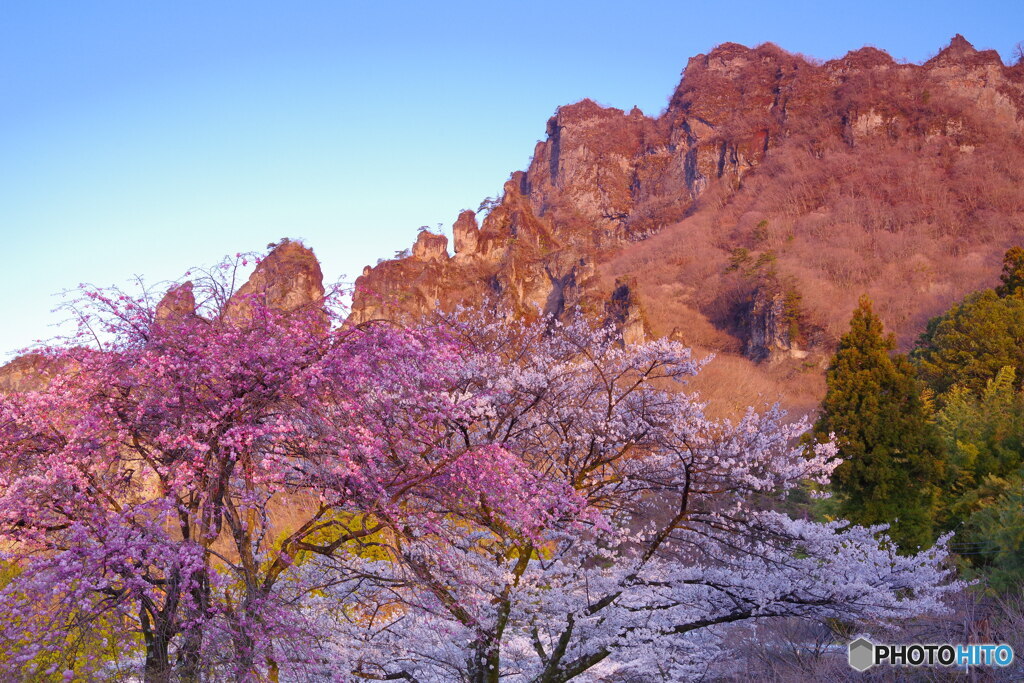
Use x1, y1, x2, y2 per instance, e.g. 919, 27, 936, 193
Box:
352, 36, 1024, 414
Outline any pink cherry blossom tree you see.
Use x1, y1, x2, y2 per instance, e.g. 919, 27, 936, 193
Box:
292, 309, 963, 682
0, 256, 554, 681
0, 254, 962, 681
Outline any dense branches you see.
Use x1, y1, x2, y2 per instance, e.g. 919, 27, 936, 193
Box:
0, 257, 962, 681
310, 308, 959, 681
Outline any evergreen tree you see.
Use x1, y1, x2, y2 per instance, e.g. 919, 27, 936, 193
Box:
934, 367, 1024, 530
931, 368, 1024, 587
996, 245, 1024, 298
966, 475, 1024, 592
914, 248, 1024, 398
913, 290, 1024, 397
815, 296, 941, 551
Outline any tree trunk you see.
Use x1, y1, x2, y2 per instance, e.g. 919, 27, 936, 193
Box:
467, 637, 501, 683
177, 627, 203, 683
141, 606, 172, 683
143, 634, 172, 683
176, 565, 211, 682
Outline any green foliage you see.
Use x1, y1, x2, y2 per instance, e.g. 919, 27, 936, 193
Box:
811, 251, 1024, 585
296, 512, 391, 564
913, 289, 1024, 397
754, 249, 777, 270
783, 289, 804, 344
906, 251, 1024, 590
782, 475, 843, 525
907, 252, 1024, 588
726, 247, 779, 283
476, 195, 501, 216
964, 474, 1024, 592
934, 367, 1024, 524
931, 367, 1024, 586
815, 296, 941, 551
0, 562, 141, 679
996, 246, 1024, 298
725, 247, 750, 272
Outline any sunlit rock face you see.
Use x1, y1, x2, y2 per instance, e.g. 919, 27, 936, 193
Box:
351, 35, 1024, 364
0, 354, 57, 393
5, 35, 1024, 401
452, 210, 480, 258
412, 231, 450, 262
155, 281, 197, 324
1, 241, 329, 393
225, 240, 325, 322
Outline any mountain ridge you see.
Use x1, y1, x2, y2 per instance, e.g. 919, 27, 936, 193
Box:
350, 35, 1024, 412
4, 36, 1023, 418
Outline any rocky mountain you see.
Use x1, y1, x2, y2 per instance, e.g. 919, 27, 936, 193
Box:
4, 37, 1023, 417
0, 240, 327, 393
350, 35, 1024, 413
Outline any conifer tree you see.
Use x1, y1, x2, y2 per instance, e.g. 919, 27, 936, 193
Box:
996, 245, 1024, 298
815, 296, 940, 551
913, 290, 1024, 397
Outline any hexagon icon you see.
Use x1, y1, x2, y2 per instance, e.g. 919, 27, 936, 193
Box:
848, 637, 875, 671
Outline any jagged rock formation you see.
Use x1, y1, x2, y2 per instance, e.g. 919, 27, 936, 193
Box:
412, 231, 450, 262
6, 37, 1024, 415
155, 281, 197, 323
224, 239, 325, 323
452, 210, 480, 258
0, 354, 57, 393
352, 36, 1024, 374
604, 280, 649, 347
744, 287, 808, 363
1, 241, 326, 392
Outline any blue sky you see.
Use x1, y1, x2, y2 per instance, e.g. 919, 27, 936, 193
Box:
1, 1, 1022, 357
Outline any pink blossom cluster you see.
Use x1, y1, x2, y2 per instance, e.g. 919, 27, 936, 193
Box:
0, 257, 962, 681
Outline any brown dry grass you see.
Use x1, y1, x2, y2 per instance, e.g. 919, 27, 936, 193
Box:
595, 53, 1024, 416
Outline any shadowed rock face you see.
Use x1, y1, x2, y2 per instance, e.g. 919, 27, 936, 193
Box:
351, 35, 1024, 363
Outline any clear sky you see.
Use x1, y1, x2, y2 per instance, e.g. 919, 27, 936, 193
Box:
1, 1, 1021, 358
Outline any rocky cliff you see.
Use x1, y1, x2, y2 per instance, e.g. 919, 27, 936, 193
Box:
223, 239, 326, 323
0, 241, 326, 393
5, 37, 1024, 417
352, 36, 1024, 391
0, 354, 58, 393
